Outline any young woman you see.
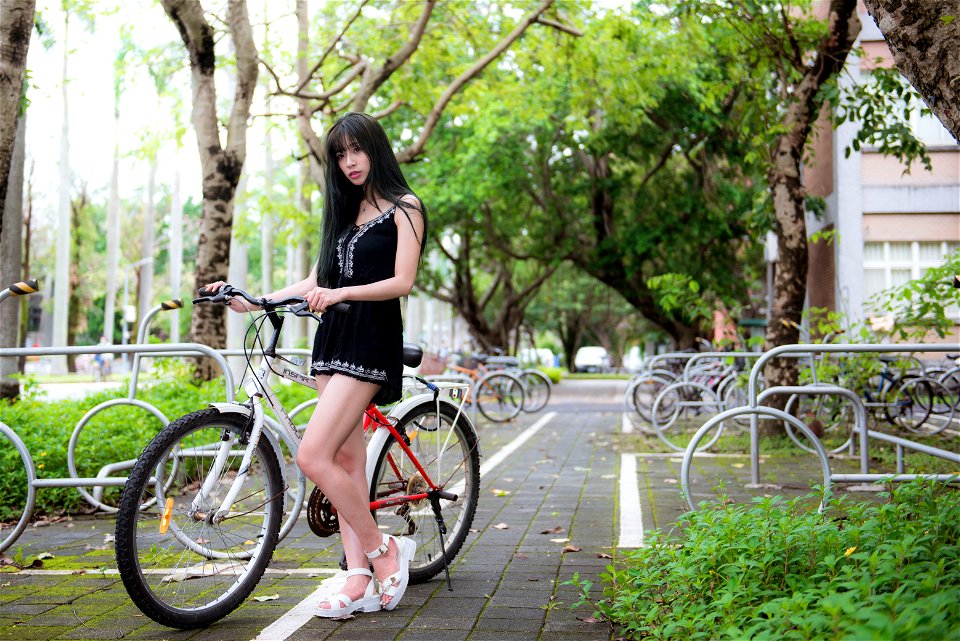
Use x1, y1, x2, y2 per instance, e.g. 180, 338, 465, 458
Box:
203, 112, 427, 617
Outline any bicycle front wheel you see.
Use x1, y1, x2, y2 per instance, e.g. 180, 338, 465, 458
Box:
475, 372, 525, 422
115, 409, 284, 629
518, 369, 552, 413
370, 400, 480, 583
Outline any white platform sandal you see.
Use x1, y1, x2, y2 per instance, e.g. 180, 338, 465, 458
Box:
366, 534, 417, 611
315, 568, 380, 618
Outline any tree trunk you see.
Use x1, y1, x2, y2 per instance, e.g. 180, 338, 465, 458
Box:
51, 12, 71, 372
169, 168, 183, 342
17, 161, 32, 374
103, 105, 121, 344
162, 0, 258, 380
863, 0, 960, 142
66, 188, 88, 372
0, 109, 26, 399
0, 0, 34, 240
762, 0, 860, 413
137, 160, 157, 329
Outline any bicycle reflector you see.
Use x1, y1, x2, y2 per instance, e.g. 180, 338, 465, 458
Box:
160, 498, 174, 534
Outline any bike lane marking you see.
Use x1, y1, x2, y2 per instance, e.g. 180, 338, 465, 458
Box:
252, 411, 557, 641
618, 453, 644, 548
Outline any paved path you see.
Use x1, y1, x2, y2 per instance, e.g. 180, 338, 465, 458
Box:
0, 379, 846, 641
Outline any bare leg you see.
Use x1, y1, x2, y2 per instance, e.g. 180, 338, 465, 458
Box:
297, 374, 401, 607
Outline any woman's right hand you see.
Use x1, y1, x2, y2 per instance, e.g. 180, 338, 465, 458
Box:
200, 281, 261, 313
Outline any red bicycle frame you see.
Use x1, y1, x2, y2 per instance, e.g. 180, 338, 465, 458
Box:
363, 403, 441, 511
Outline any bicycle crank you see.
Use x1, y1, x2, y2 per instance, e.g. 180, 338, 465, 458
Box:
306, 487, 339, 537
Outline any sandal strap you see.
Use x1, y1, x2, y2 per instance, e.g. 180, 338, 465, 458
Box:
364, 534, 391, 560
345, 568, 373, 578
320, 592, 352, 608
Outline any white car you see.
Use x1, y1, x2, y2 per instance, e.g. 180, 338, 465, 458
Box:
574, 346, 610, 373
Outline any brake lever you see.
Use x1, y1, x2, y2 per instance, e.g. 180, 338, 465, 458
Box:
289, 301, 322, 322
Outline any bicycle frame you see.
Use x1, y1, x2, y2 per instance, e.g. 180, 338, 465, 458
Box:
196, 345, 457, 526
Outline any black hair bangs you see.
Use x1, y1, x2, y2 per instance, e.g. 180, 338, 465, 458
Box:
325, 118, 366, 158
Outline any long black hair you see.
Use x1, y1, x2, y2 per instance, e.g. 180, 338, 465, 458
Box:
315, 112, 427, 287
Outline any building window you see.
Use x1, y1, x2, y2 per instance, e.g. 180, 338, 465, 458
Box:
864, 241, 960, 318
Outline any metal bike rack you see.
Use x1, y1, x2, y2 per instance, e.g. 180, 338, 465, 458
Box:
678, 343, 960, 513
0, 342, 235, 553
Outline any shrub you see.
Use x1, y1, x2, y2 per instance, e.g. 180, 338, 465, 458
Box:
570, 482, 960, 640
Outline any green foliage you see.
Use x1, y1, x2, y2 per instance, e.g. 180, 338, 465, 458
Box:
0, 371, 315, 520
831, 66, 932, 173
869, 250, 960, 341
646, 273, 712, 328
570, 482, 960, 640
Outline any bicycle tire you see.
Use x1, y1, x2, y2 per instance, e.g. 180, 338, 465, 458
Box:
475, 372, 525, 422
631, 374, 675, 424
883, 375, 933, 431
518, 369, 552, 413
369, 400, 480, 583
115, 409, 283, 629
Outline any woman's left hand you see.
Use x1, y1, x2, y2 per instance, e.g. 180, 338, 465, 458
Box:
305, 286, 347, 313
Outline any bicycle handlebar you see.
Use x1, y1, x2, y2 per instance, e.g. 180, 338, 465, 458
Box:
193, 284, 351, 318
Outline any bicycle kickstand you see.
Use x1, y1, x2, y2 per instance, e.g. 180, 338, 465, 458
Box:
428, 492, 453, 591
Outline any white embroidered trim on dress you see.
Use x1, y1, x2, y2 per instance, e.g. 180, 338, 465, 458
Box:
339, 207, 394, 278
310, 358, 388, 382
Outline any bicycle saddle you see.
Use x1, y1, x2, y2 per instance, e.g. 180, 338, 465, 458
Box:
403, 343, 423, 368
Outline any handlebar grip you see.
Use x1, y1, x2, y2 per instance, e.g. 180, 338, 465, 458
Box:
9, 280, 39, 296
330, 302, 351, 314
161, 299, 184, 310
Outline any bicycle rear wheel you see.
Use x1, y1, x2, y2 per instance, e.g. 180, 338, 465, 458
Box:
518, 369, 552, 413
475, 372, 525, 422
115, 409, 283, 629
370, 400, 480, 583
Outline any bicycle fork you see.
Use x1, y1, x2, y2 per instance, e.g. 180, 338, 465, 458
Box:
192, 388, 268, 526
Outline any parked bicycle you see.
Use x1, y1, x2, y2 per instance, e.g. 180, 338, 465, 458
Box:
445, 352, 526, 422
114, 286, 480, 629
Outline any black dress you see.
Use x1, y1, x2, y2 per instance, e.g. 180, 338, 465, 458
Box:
310, 206, 403, 406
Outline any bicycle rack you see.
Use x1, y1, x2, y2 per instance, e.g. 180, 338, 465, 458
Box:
0, 342, 234, 553
679, 343, 960, 513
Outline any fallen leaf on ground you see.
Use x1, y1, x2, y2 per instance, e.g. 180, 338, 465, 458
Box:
102, 534, 115, 543
664, 478, 678, 484
528, 577, 539, 582
549, 538, 569, 543
731, 463, 745, 469
492, 522, 510, 530
253, 594, 280, 602
36, 552, 54, 560
540, 526, 565, 535
597, 552, 613, 559
562, 544, 582, 553
196, 538, 210, 545
71, 570, 86, 575
491, 489, 510, 497
469, 528, 480, 533
577, 615, 602, 623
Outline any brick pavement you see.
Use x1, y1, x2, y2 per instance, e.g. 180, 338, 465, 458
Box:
0, 379, 852, 640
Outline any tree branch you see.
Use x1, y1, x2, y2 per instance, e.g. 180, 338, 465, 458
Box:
351, 0, 435, 112
225, 0, 258, 153
295, 0, 368, 94
396, 0, 567, 163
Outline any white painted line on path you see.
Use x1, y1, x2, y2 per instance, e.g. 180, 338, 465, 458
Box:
479, 411, 556, 478
253, 579, 341, 641
253, 411, 557, 640
622, 412, 633, 434
618, 453, 644, 548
